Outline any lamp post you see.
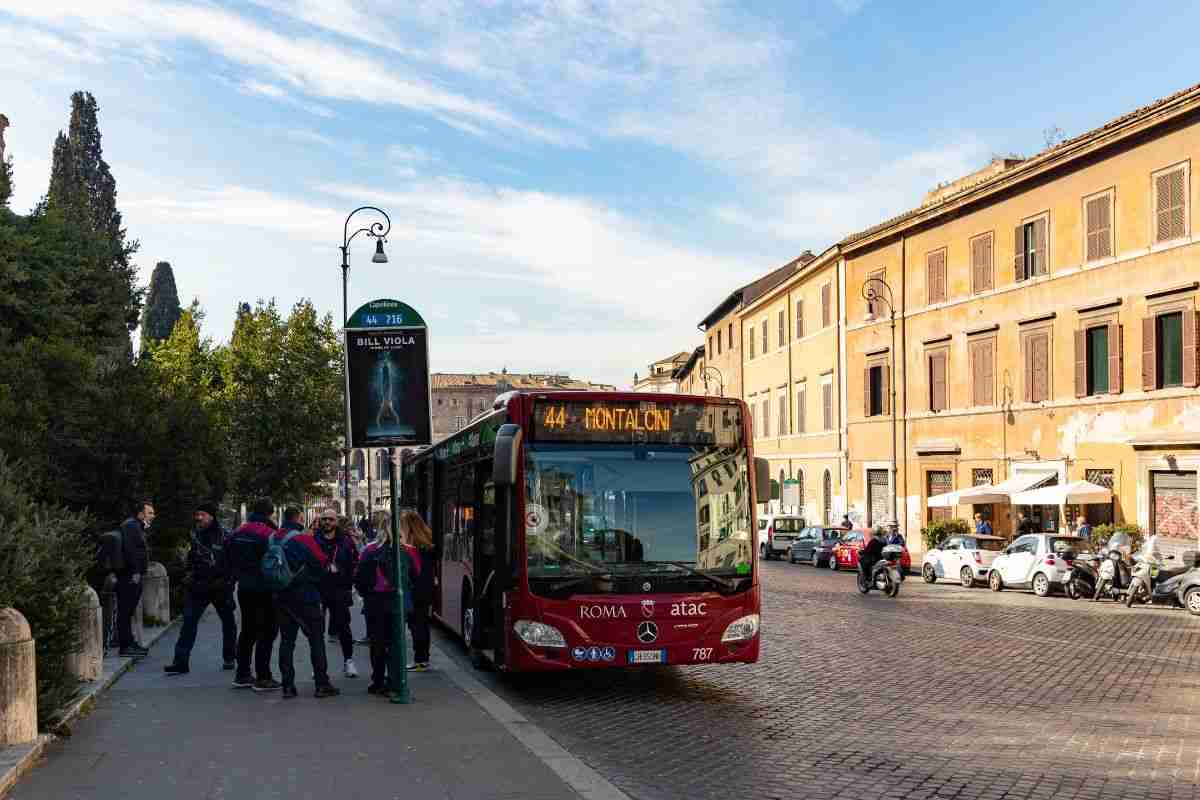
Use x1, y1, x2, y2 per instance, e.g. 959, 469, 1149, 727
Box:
700, 365, 725, 397
339, 206, 391, 517
861, 277, 899, 532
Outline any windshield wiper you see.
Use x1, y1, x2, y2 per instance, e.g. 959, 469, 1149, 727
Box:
645, 561, 737, 592
539, 570, 615, 596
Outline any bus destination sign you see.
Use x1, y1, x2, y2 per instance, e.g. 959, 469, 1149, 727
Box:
531, 400, 741, 446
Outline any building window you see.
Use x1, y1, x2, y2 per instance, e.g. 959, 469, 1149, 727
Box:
1084, 190, 1114, 262
926, 249, 947, 305
728, 323, 734, 350
822, 470, 832, 526
822, 282, 832, 327
777, 392, 787, 436
1139, 307, 1199, 390
1023, 331, 1051, 403
865, 362, 889, 417
707, 335, 712, 359
1153, 163, 1188, 244
453, 416, 466, 431
716, 331, 722, 356
761, 398, 770, 438
795, 299, 804, 339
1085, 468, 1115, 526
822, 380, 833, 431
778, 310, 786, 348
1075, 323, 1121, 396
970, 232, 993, 294
749, 325, 755, 358
927, 349, 948, 412
927, 471, 953, 523
867, 468, 889, 526
865, 270, 883, 317
969, 338, 995, 406
796, 385, 806, 434
1014, 216, 1048, 281
973, 468, 993, 487
761, 319, 768, 353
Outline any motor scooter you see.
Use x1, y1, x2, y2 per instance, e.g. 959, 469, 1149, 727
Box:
1124, 552, 1196, 608
1064, 551, 1098, 599
1092, 550, 1129, 602
857, 544, 903, 598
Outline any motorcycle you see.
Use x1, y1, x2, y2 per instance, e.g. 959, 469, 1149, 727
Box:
1063, 550, 1098, 600
857, 544, 903, 598
1124, 552, 1196, 608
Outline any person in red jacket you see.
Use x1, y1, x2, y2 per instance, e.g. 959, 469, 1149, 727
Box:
354, 523, 419, 693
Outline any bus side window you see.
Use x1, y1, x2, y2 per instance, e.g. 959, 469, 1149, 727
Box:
442, 467, 460, 562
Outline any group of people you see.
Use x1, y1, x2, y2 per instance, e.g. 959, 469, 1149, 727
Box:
112, 498, 436, 699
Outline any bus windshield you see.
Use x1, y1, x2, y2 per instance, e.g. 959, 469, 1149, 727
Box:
524, 443, 752, 594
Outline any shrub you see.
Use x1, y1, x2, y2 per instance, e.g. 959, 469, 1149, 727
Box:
1090, 522, 1143, 553
921, 518, 971, 551
0, 453, 93, 728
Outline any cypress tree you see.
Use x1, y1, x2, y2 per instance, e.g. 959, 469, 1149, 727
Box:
139, 261, 182, 355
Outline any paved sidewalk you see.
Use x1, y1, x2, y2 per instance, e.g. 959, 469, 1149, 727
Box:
8, 606, 587, 800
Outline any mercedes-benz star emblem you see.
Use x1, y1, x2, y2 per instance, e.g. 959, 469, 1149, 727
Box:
636, 621, 659, 643
642, 581, 652, 592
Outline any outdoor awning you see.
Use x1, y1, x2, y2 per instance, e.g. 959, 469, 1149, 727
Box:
926, 472, 1056, 508
1010, 480, 1112, 506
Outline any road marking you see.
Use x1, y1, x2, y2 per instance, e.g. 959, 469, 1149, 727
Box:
432, 641, 632, 800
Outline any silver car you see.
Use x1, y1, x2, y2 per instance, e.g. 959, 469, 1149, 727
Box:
988, 533, 1088, 597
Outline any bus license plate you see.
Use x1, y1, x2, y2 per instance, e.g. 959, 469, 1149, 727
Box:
627, 649, 667, 665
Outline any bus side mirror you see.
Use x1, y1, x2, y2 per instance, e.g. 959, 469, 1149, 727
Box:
493, 424, 523, 487
754, 457, 770, 504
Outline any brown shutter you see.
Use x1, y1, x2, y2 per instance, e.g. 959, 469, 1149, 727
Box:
981, 340, 994, 405
823, 383, 832, 430
927, 257, 936, 304
863, 367, 872, 416
1035, 334, 1050, 401
930, 352, 947, 411
1142, 316, 1156, 391
1014, 225, 1025, 282
796, 300, 803, 339
822, 283, 831, 327
1108, 322, 1122, 394
1074, 329, 1087, 397
1184, 310, 1198, 387
1023, 337, 1034, 402
881, 364, 891, 415
1034, 217, 1047, 276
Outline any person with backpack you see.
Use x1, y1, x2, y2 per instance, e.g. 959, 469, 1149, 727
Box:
164, 502, 238, 675
312, 508, 359, 678
115, 501, 154, 658
401, 510, 435, 671
354, 520, 417, 694
270, 518, 339, 699
225, 498, 281, 691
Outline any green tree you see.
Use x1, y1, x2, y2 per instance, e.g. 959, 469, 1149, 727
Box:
139, 261, 182, 356
220, 299, 343, 506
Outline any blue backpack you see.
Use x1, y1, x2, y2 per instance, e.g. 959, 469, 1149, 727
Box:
261, 531, 302, 592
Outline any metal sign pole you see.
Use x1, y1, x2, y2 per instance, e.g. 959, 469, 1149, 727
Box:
388, 447, 410, 703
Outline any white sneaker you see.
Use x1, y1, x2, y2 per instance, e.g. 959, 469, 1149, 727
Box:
344, 658, 358, 678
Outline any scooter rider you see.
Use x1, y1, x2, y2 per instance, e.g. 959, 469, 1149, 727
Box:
858, 527, 885, 587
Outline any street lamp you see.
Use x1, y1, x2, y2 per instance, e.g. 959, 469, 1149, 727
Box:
339, 206, 392, 517
861, 276, 899, 532
700, 365, 725, 397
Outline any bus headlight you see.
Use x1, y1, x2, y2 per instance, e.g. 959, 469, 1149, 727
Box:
513, 620, 567, 648
721, 614, 760, 643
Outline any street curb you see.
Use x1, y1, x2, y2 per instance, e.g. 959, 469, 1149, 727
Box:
0, 618, 178, 799
432, 642, 632, 800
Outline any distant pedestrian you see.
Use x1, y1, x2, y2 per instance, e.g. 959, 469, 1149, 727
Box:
165, 502, 238, 675
974, 513, 993, 537
402, 510, 435, 671
840, 515, 852, 531
116, 501, 154, 658
226, 498, 281, 691
885, 525, 904, 546
273, 519, 339, 699
313, 507, 359, 678
1075, 515, 1092, 542
1016, 512, 1036, 536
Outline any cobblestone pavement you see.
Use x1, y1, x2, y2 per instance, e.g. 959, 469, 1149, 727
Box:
441, 561, 1200, 800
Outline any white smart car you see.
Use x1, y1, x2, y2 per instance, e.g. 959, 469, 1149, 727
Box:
987, 533, 1088, 597
921, 534, 1006, 587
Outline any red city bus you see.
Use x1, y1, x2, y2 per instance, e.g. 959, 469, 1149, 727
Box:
400, 390, 768, 671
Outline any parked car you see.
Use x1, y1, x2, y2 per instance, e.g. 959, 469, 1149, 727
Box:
832, 529, 912, 574
789, 527, 844, 567
921, 534, 1006, 587
759, 515, 805, 560
987, 533, 1088, 597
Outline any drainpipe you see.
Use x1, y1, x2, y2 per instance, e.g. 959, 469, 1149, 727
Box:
837, 255, 848, 519
899, 235, 909, 539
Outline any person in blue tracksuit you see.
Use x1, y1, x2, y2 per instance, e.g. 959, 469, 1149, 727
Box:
274, 523, 339, 699
225, 498, 280, 691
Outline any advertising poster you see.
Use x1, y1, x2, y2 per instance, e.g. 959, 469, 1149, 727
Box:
344, 299, 432, 447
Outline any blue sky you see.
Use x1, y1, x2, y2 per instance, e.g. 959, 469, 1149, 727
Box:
2, 1, 1199, 388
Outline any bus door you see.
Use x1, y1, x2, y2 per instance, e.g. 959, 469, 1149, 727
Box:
471, 458, 500, 659
421, 460, 443, 620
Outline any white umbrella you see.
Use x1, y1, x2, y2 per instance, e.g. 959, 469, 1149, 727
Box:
1010, 480, 1112, 506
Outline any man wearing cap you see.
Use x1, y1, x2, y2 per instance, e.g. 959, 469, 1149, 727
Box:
164, 503, 239, 675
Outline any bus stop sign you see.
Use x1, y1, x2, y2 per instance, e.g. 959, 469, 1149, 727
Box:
344, 298, 432, 447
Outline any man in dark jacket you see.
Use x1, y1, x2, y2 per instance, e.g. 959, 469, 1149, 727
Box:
116, 501, 154, 657
164, 502, 238, 675
225, 498, 280, 691
274, 523, 339, 699
312, 507, 359, 678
